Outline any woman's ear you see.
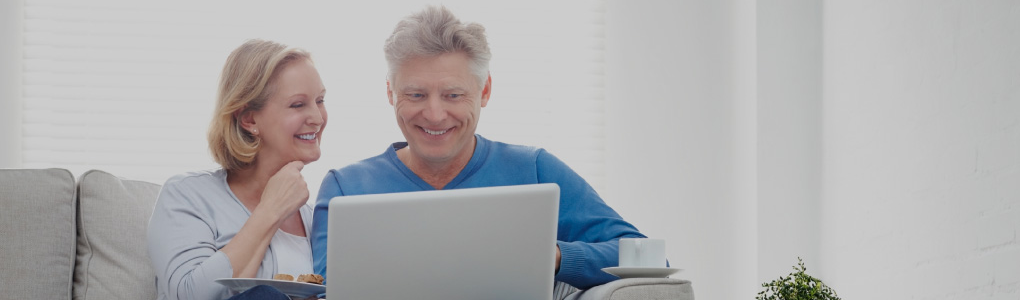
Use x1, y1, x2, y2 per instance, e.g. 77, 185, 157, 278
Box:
237, 109, 258, 135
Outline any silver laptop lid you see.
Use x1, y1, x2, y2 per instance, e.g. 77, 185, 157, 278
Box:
326, 183, 560, 300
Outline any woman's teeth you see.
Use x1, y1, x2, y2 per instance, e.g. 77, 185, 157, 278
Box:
297, 134, 316, 140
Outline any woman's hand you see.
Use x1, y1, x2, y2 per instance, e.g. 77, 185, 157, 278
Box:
223, 160, 309, 278
255, 161, 309, 222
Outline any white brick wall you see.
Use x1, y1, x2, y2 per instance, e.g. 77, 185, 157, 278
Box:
821, 1, 1020, 299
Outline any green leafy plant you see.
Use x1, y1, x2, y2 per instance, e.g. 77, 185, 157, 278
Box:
756, 257, 840, 300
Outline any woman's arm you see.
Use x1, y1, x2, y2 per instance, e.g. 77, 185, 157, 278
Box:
222, 161, 309, 278
148, 178, 234, 300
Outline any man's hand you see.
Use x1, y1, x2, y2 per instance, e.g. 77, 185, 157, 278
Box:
555, 244, 561, 274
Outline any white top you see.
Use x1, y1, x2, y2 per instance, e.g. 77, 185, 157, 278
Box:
272, 229, 314, 277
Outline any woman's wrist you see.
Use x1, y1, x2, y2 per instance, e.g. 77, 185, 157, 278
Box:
250, 203, 287, 228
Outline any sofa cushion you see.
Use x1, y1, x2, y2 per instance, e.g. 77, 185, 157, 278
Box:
564, 278, 694, 300
0, 168, 78, 300
73, 170, 161, 300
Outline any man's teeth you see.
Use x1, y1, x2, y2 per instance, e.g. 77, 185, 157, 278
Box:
297, 134, 316, 140
423, 128, 447, 135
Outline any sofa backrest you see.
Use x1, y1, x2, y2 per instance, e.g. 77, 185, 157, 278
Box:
0, 168, 78, 300
0, 168, 162, 300
74, 170, 161, 300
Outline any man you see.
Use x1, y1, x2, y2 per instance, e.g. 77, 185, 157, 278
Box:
310, 5, 648, 290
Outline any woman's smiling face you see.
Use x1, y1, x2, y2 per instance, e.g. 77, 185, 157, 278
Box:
249, 58, 328, 165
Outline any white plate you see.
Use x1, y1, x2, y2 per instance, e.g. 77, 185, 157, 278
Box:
215, 278, 325, 298
602, 267, 682, 279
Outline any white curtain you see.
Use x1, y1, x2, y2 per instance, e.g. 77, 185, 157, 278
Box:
19, 0, 608, 198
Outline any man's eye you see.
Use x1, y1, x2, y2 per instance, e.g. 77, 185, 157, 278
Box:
448, 94, 462, 99
407, 93, 425, 99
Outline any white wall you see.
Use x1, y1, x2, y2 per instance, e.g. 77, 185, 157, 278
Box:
606, 1, 828, 299
605, 1, 758, 300
756, 0, 823, 283
821, 1, 1020, 299
1, 0, 22, 169
609, 1, 1020, 300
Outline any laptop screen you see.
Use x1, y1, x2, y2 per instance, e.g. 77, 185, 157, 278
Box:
326, 183, 560, 300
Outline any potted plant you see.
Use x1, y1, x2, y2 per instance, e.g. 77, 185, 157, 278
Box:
756, 257, 841, 300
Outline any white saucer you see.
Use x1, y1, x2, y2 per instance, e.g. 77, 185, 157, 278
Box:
602, 267, 682, 278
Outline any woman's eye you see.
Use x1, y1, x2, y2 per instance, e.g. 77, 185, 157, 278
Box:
290, 102, 304, 108
316, 98, 325, 104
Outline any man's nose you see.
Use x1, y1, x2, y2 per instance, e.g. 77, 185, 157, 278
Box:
422, 95, 447, 122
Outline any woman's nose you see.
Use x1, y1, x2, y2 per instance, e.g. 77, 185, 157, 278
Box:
308, 104, 325, 125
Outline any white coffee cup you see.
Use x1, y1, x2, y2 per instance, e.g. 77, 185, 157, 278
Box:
618, 238, 666, 268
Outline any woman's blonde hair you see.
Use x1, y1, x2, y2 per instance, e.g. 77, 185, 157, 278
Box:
208, 39, 311, 171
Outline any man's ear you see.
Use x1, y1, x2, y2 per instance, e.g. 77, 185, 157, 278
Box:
480, 74, 492, 108
387, 81, 395, 106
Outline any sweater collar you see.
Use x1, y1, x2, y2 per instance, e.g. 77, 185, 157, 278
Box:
386, 134, 491, 190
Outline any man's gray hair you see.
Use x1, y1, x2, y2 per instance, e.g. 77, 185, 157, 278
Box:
384, 5, 491, 88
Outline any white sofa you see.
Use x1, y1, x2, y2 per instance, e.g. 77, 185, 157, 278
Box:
0, 168, 693, 300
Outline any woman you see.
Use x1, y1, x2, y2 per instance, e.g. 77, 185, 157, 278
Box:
148, 39, 327, 300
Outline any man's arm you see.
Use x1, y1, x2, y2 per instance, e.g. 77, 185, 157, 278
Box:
311, 170, 344, 280
536, 150, 647, 289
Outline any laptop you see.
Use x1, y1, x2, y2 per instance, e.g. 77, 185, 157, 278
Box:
326, 183, 560, 300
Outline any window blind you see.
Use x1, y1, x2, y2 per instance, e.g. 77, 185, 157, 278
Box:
21, 0, 608, 197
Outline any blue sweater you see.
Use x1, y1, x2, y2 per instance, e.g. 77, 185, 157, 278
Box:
311, 135, 646, 289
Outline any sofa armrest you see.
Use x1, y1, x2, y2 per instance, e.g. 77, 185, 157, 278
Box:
564, 278, 694, 300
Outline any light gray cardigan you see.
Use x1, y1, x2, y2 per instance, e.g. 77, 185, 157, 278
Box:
147, 169, 313, 300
